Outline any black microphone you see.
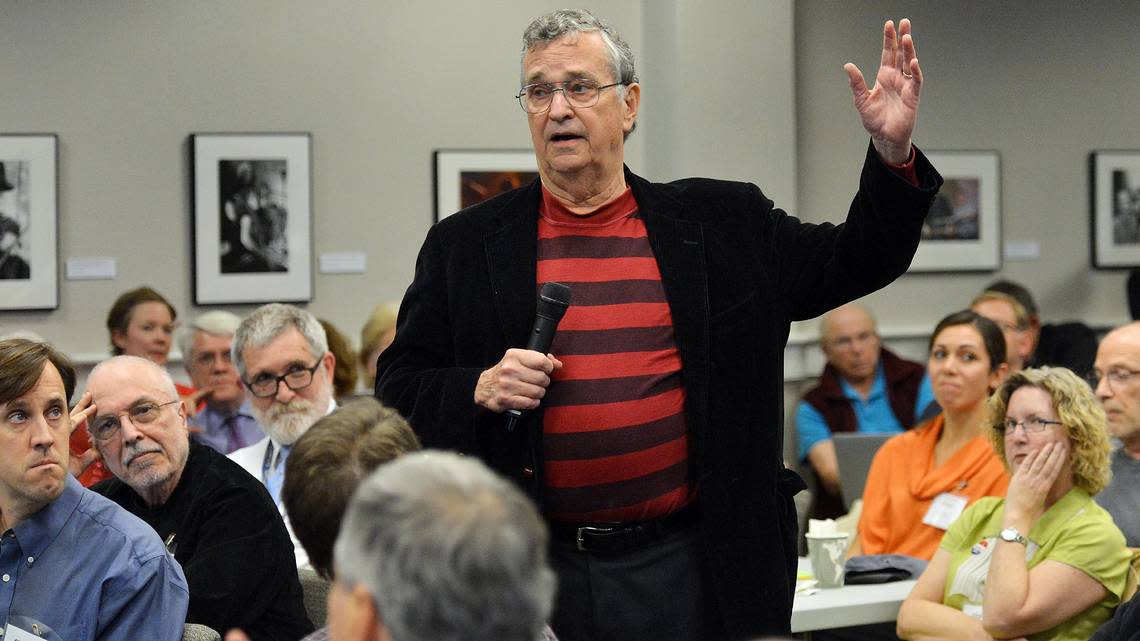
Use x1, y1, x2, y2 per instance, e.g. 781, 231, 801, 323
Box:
505, 282, 571, 432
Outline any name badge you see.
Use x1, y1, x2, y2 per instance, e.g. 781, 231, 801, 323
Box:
4, 622, 45, 640
922, 492, 968, 530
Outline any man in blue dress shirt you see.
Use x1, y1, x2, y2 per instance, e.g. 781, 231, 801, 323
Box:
0, 338, 188, 641
179, 311, 265, 454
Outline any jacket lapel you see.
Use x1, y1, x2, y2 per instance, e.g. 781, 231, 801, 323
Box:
484, 181, 542, 348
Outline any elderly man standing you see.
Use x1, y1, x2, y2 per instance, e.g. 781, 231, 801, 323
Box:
229, 303, 336, 567
796, 303, 928, 520
87, 355, 313, 641
180, 310, 265, 454
376, 9, 941, 640
1092, 322, 1140, 547
0, 339, 188, 640
328, 451, 555, 641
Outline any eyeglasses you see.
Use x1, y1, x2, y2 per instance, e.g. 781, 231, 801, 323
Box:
1002, 417, 1063, 435
516, 79, 627, 114
90, 400, 180, 442
1088, 368, 1140, 392
243, 353, 325, 398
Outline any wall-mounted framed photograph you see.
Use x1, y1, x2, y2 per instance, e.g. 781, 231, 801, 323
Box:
1090, 150, 1140, 268
191, 133, 312, 304
0, 134, 58, 310
908, 150, 1001, 273
433, 149, 538, 221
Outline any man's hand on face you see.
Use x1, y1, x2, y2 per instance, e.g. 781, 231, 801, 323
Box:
475, 348, 563, 413
68, 391, 102, 478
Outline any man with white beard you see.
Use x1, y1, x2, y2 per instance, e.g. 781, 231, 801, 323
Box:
229, 303, 336, 568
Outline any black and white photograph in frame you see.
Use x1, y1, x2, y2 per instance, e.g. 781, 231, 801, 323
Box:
0, 134, 58, 310
907, 150, 1001, 273
1090, 151, 1140, 268
192, 133, 311, 304
433, 149, 538, 221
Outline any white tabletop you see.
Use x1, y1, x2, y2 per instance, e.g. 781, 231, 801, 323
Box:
791, 557, 917, 633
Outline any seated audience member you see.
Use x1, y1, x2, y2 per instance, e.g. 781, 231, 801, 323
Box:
179, 311, 265, 454
282, 398, 421, 641
329, 451, 556, 641
898, 367, 1129, 641
971, 290, 1034, 374
0, 338, 188, 640
359, 301, 399, 391
229, 303, 337, 567
1092, 322, 1140, 546
797, 303, 929, 519
986, 279, 1098, 378
853, 310, 1011, 560
318, 319, 359, 399
87, 355, 313, 641
73, 285, 185, 486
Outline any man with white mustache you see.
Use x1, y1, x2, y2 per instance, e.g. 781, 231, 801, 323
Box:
87, 355, 314, 641
228, 303, 337, 568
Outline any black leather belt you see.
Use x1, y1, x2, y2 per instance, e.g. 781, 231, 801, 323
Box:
549, 505, 699, 555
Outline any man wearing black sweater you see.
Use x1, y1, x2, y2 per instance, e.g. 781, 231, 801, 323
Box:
87, 355, 313, 641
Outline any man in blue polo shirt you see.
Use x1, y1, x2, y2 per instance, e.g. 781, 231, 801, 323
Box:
0, 338, 188, 641
796, 304, 931, 520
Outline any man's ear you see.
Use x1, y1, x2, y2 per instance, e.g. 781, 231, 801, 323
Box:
323, 350, 337, 385
622, 82, 640, 134
351, 583, 384, 641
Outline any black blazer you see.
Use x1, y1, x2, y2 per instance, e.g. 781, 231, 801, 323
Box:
377, 141, 942, 638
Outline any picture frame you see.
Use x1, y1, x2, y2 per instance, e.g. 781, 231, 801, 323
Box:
433, 149, 538, 221
908, 150, 1001, 273
0, 134, 58, 311
191, 133, 312, 304
1090, 150, 1140, 268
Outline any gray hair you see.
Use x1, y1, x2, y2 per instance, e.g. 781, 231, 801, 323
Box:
232, 303, 328, 379
177, 310, 242, 363
521, 9, 637, 87
333, 451, 555, 641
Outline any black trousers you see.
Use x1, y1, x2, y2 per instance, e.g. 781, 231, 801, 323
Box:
548, 525, 726, 641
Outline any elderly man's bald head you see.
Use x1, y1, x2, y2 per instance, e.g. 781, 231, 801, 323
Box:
820, 304, 881, 384
1094, 322, 1140, 449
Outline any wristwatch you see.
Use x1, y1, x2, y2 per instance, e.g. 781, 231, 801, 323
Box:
999, 527, 1028, 546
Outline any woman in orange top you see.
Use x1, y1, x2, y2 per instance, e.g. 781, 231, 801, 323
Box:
852, 310, 1011, 560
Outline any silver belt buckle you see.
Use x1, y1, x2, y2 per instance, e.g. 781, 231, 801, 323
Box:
576, 525, 613, 552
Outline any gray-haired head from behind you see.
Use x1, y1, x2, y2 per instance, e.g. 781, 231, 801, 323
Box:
333, 450, 555, 641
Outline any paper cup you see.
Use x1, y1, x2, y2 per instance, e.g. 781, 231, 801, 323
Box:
805, 533, 850, 588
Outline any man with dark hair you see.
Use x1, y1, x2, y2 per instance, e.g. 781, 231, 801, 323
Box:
985, 279, 1097, 378
88, 355, 313, 641
377, 8, 942, 640
282, 398, 421, 581
0, 339, 188, 640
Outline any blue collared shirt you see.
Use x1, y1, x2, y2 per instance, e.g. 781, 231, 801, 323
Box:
188, 399, 265, 455
0, 476, 189, 641
796, 362, 935, 461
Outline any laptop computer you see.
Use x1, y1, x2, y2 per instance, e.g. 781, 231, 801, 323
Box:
833, 432, 893, 510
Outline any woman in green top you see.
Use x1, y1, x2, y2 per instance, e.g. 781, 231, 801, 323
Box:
898, 367, 1129, 641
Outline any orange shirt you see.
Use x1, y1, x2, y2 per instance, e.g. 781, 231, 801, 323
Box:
857, 414, 1010, 559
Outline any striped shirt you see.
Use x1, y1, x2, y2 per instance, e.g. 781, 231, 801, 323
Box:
537, 185, 693, 523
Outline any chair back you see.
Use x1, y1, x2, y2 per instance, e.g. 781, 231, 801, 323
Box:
299, 566, 331, 626
182, 623, 221, 641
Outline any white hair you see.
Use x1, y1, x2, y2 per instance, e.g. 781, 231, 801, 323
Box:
231, 303, 327, 378
177, 310, 242, 363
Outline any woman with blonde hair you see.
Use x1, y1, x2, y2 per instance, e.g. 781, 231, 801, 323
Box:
898, 367, 1129, 641
360, 301, 399, 391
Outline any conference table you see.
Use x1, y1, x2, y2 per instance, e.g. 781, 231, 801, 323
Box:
791, 557, 917, 634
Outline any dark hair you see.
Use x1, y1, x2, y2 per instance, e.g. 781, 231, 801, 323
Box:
319, 319, 358, 398
105, 286, 176, 355
0, 338, 77, 405
985, 279, 1038, 320
282, 398, 421, 578
928, 309, 1007, 372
